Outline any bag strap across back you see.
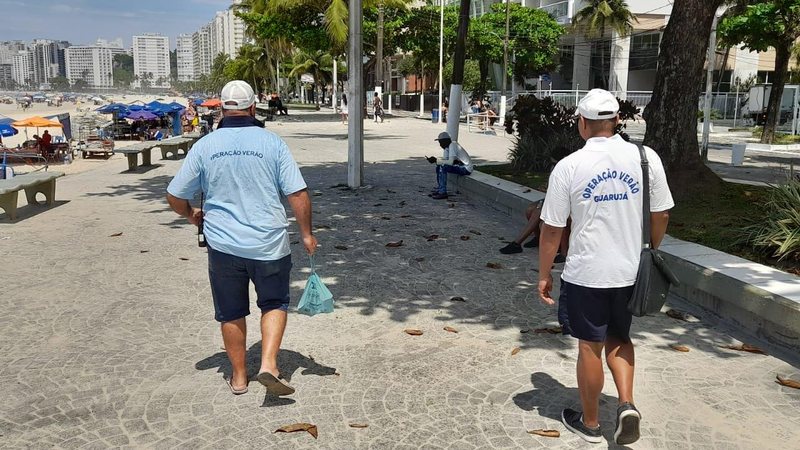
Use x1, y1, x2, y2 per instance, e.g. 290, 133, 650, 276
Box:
636, 143, 651, 249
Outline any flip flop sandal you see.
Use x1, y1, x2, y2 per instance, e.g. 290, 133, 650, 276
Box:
256, 372, 295, 396
226, 377, 248, 395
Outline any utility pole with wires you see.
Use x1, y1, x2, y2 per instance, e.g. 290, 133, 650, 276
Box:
348, 0, 364, 187
499, 0, 510, 127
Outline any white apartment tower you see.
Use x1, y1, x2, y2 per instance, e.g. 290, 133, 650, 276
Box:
65, 46, 114, 88
190, 1, 246, 78
11, 50, 32, 88
132, 33, 170, 88
176, 34, 194, 82
192, 26, 213, 80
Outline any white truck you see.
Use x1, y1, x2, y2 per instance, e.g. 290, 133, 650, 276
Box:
747, 83, 798, 126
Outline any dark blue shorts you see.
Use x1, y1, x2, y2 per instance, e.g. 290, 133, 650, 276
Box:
562, 280, 634, 343
207, 247, 292, 322
557, 280, 571, 335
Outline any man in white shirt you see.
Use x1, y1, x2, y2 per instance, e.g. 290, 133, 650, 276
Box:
428, 131, 473, 200
538, 89, 674, 445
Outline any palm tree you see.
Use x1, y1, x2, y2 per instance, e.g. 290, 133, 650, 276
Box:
289, 50, 334, 103
572, 0, 636, 90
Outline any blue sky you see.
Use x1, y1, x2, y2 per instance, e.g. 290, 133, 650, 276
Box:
0, 0, 233, 48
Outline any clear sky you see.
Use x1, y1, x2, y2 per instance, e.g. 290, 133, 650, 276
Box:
0, 0, 233, 48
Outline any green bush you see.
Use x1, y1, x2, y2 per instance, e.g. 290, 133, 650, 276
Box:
504, 95, 639, 172
740, 180, 800, 261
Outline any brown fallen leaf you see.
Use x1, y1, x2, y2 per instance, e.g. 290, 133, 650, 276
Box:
400, 214, 412, 218
469, 230, 482, 235
443, 326, 458, 333
398, 201, 406, 206
528, 429, 559, 438
387, 189, 397, 193
448, 203, 455, 208
425, 234, 439, 241
665, 309, 696, 322
334, 372, 341, 376
460, 235, 470, 241
670, 344, 690, 352
109, 232, 123, 237
349, 423, 369, 429
334, 245, 348, 250
776, 375, 800, 389
373, 203, 383, 207
139, 250, 149, 253
179, 257, 189, 261
414, 257, 425, 262
721, 343, 767, 355
316, 225, 331, 230
404, 329, 423, 336
381, 216, 391, 220
290, 240, 299, 245
274, 423, 318, 439
533, 326, 563, 334
312, 191, 323, 197
520, 329, 530, 334
522, 189, 532, 193
386, 240, 404, 248
450, 296, 466, 302
486, 262, 503, 269
511, 347, 521, 356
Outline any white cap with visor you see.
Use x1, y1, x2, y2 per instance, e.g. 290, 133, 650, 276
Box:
575, 88, 619, 120
220, 80, 256, 110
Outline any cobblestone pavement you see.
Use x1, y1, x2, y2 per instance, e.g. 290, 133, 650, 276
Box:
1, 113, 799, 449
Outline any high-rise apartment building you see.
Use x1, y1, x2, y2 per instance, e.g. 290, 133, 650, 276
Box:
176, 34, 194, 82
0, 41, 27, 65
132, 33, 170, 88
189, 1, 247, 78
0, 64, 13, 89
65, 46, 114, 89
192, 26, 213, 80
11, 51, 32, 88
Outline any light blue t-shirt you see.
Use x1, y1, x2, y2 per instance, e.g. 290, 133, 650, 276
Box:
167, 124, 307, 261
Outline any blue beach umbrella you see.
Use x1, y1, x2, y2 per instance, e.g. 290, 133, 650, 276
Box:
125, 110, 159, 121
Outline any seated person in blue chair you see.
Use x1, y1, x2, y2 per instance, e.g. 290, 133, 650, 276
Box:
426, 131, 472, 200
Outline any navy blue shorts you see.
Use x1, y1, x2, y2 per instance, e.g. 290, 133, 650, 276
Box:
562, 280, 634, 343
557, 280, 571, 335
207, 247, 292, 322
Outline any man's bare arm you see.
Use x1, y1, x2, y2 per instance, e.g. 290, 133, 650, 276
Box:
286, 189, 317, 255
538, 223, 565, 305
167, 193, 202, 226
650, 210, 670, 249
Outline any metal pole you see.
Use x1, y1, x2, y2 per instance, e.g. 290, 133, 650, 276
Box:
387, 57, 393, 115
701, 13, 720, 162
733, 84, 739, 129
376, 4, 384, 92
333, 58, 338, 113
792, 86, 798, 136
437, 0, 444, 124
348, 0, 364, 188
499, 0, 510, 127
445, 0, 471, 140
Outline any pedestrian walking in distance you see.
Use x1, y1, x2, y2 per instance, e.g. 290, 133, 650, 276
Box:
538, 89, 674, 445
166, 80, 317, 397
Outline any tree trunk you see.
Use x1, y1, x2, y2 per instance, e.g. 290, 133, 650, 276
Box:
478, 58, 489, 99
643, 0, 724, 182
376, 4, 384, 89
761, 40, 792, 144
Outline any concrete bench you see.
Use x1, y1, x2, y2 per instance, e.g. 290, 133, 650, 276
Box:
0, 171, 65, 220
158, 137, 192, 160
81, 141, 115, 159
116, 143, 157, 171
731, 142, 800, 166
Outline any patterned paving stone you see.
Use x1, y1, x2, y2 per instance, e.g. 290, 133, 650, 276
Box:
0, 114, 798, 449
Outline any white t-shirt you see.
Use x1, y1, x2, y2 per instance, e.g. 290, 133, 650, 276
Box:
541, 134, 674, 288
443, 142, 473, 173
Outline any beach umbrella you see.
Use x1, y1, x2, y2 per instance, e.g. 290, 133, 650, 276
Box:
12, 116, 63, 128
96, 103, 128, 114
193, 98, 204, 106
0, 123, 18, 138
125, 110, 159, 121
201, 99, 221, 108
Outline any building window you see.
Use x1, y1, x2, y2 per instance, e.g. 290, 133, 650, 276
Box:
629, 32, 660, 71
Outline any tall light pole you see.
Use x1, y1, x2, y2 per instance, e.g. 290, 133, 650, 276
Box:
701, 7, 725, 162
348, 0, 364, 187
437, 0, 445, 124
445, 0, 471, 140
499, 0, 510, 127
376, 3, 384, 95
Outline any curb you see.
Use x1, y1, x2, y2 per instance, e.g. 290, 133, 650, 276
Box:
449, 170, 800, 352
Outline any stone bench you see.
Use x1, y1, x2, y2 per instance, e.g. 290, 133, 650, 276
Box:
449, 168, 800, 351
116, 143, 158, 171
0, 171, 65, 220
731, 142, 800, 166
158, 137, 192, 160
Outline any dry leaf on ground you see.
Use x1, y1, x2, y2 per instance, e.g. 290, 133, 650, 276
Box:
109, 232, 123, 237
450, 296, 466, 302
670, 344, 690, 352
380, 216, 391, 220
349, 423, 369, 428
522, 189, 532, 193
400, 214, 412, 218
373, 203, 383, 207
274, 423, 318, 439
404, 329, 423, 336
486, 262, 503, 269
460, 235, 470, 241
334, 245, 348, 250
316, 225, 331, 230
665, 309, 699, 322
520, 329, 530, 334
448, 203, 455, 208
444, 326, 458, 333
139, 250, 149, 253
178, 257, 189, 261
528, 429, 559, 438
414, 257, 425, 262
511, 347, 521, 356
385, 240, 404, 248
721, 343, 767, 355
469, 230, 482, 235
776, 375, 800, 389
425, 234, 439, 241
532, 326, 562, 334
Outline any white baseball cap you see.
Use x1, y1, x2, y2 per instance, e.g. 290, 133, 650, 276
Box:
220, 80, 256, 110
576, 89, 619, 120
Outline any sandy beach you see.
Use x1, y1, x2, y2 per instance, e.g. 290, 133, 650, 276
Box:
1, 94, 189, 176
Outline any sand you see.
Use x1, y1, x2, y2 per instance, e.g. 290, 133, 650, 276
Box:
1, 94, 190, 176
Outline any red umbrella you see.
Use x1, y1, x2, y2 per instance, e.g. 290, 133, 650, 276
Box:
200, 99, 221, 108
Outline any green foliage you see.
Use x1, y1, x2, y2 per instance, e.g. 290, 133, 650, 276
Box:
740, 180, 800, 260
73, 79, 89, 91
113, 53, 134, 89
505, 96, 583, 171
442, 59, 482, 93
239, 10, 329, 54
718, 1, 800, 53
49, 76, 70, 91
572, 0, 636, 37
396, 5, 460, 74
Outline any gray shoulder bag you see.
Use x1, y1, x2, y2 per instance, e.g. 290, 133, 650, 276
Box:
627, 144, 680, 317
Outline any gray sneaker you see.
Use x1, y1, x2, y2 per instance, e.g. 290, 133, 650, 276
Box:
561, 408, 602, 444
614, 403, 641, 445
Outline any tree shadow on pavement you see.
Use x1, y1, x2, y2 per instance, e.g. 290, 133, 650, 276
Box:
513, 372, 632, 449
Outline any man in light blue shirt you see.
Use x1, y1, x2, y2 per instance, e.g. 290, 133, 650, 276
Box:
167, 80, 317, 397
